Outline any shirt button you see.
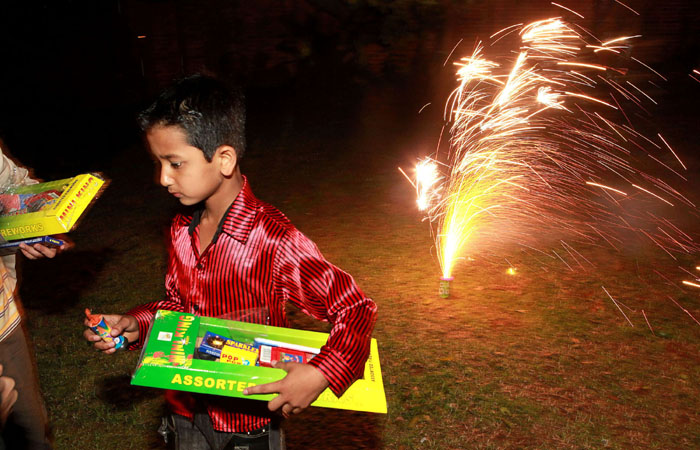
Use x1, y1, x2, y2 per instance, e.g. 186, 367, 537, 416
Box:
193, 305, 199, 312
196, 263, 203, 270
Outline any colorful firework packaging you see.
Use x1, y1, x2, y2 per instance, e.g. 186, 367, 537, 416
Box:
131, 310, 387, 413
0, 173, 106, 242
197, 331, 259, 365
197, 332, 316, 366
0, 235, 65, 255
85, 308, 126, 350
0, 190, 61, 215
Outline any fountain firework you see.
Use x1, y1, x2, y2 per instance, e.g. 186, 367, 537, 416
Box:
406, 17, 699, 288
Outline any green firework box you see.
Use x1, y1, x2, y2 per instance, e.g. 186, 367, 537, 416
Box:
0, 173, 105, 241
131, 310, 387, 414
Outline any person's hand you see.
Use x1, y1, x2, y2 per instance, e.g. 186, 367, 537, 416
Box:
0, 364, 17, 427
83, 314, 139, 354
19, 240, 68, 259
243, 362, 329, 418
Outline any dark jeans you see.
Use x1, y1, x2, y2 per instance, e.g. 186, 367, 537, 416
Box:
164, 413, 285, 450
0, 326, 52, 450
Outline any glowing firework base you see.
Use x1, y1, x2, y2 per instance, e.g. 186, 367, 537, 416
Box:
131, 310, 387, 414
439, 277, 454, 298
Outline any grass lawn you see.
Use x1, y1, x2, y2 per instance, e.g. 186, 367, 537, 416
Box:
17, 80, 700, 449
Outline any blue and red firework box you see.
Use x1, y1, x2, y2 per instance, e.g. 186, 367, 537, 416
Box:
256, 341, 314, 367
198, 331, 316, 368
198, 331, 258, 365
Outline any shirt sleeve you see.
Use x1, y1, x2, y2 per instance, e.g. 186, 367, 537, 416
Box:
0, 148, 35, 192
126, 223, 186, 348
273, 228, 377, 396
0, 148, 36, 284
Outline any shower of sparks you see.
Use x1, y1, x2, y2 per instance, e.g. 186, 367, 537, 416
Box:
613, 0, 640, 15
403, 18, 699, 282
668, 296, 700, 326
642, 310, 655, 335
691, 69, 700, 83
551, 2, 584, 19
603, 286, 634, 327
399, 159, 443, 211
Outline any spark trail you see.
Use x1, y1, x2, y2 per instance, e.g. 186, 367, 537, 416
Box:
406, 18, 698, 281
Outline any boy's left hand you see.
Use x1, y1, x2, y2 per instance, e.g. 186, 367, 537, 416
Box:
243, 362, 329, 418
19, 242, 66, 259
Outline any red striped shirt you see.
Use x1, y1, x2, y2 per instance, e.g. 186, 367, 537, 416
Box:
127, 176, 377, 432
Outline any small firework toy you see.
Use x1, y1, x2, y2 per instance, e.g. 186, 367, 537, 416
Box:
85, 308, 126, 350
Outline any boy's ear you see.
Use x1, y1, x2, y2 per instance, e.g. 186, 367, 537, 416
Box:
215, 145, 238, 176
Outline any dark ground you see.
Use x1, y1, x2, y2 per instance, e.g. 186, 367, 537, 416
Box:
15, 64, 700, 449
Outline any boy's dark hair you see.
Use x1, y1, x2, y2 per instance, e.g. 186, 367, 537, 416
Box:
138, 74, 246, 161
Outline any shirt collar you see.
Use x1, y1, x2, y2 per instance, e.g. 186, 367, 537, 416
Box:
185, 175, 258, 245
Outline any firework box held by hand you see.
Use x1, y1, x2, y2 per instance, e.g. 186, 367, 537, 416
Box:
131, 310, 387, 414
0, 235, 65, 254
0, 173, 105, 241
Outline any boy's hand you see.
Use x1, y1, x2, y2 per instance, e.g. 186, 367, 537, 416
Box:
243, 362, 329, 418
83, 314, 139, 354
19, 239, 69, 259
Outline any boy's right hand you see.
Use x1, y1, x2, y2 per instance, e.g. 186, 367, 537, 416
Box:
83, 314, 139, 354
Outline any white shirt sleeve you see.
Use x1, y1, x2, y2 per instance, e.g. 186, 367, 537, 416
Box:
0, 147, 37, 286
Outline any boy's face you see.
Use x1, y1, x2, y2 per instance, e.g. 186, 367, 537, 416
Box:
147, 125, 224, 206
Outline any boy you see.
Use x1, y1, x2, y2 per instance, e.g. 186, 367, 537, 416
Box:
84, 75, 377, 450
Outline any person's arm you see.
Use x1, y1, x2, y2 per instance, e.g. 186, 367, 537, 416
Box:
123, 225, 188, 349
0, 149, 67, 260
278, 229, 377, 393
0, 148, 40, 280
244, 228, 377, 415
83, 224, 186, 352
0, 148, 34, 192
0, 364, 18, 427
84, 276, 185, 353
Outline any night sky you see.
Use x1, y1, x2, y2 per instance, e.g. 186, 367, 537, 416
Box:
0, 1, 698, 179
